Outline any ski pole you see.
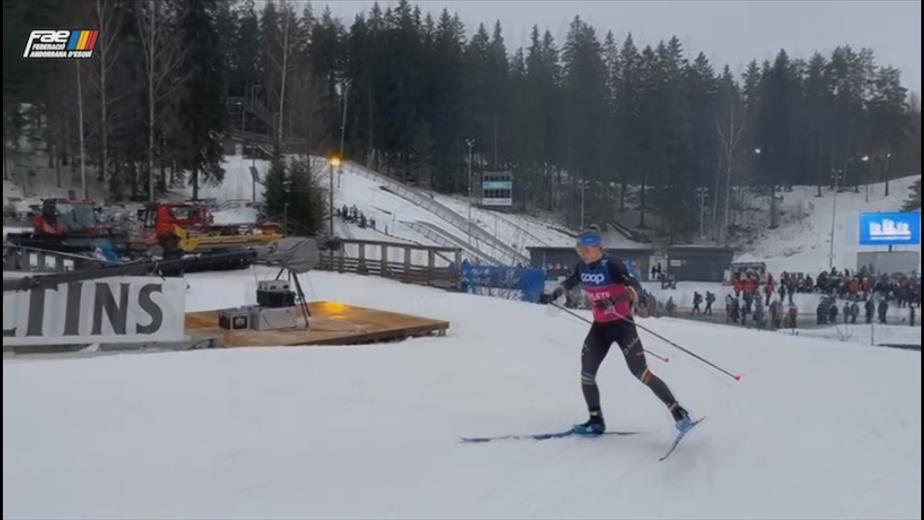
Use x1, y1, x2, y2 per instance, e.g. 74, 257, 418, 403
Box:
551, 303, 670, 363
552, 301, 741, 379
631, 319, 742, 381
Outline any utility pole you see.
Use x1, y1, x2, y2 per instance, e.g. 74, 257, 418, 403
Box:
329, 156, 340, 238
338, 81, 350, 189
697, 187, 707, 240
579, 178, 586, 230
466, 138, 475, 245
829, 168, 844, 268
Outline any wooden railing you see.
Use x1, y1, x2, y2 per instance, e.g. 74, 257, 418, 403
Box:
316, 238, 462, 290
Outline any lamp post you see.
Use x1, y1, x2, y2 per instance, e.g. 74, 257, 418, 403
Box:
579, 178, 587, 230
283, 178, 292, 236
696, 187, 707, 240
465, 138, 475, 245
828, 168, 844, 268
329, 156, 341, 238
337, 81, 350, 189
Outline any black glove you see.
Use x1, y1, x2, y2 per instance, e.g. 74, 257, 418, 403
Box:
539, 288, 563, 304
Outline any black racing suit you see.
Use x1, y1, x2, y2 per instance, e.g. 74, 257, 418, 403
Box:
558, 258, 686, 421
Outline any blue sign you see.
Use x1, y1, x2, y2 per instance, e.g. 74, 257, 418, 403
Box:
482, 181, 512, 190
460, 262, 545, 302
859, 212, 921, 246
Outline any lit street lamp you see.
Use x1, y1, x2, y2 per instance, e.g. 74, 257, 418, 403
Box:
329, 156, 341, 237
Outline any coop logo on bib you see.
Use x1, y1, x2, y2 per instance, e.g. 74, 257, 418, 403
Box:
581, 273, 605, 284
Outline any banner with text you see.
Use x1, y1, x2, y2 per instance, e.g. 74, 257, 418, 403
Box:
3, 276, 186, 346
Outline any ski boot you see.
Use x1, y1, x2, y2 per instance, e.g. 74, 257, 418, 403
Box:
572, 411, 606, 436
672, 405, 693, 433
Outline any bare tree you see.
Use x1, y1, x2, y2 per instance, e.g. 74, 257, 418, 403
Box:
76, 61, 87, 199
714, 101, 747, 245
137, 0, 185, 201
264, 0, 298, 149
88, 0, 125, 197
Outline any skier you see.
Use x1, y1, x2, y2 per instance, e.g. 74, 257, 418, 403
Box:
704, 291, 715, 315
539, 226, 692, 436
692, 292, 702, 315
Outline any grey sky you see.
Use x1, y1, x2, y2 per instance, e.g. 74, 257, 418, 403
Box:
315, 0, 921, 94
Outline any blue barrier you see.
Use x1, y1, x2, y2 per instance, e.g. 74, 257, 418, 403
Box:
461, 261, 546, 303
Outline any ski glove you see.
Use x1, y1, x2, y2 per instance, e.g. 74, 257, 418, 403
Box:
539, 287, 564, 304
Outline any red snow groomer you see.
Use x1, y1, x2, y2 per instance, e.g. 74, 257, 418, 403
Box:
5, 198, 130, 254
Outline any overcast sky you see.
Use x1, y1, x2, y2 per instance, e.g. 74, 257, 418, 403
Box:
312, 0, 921, 94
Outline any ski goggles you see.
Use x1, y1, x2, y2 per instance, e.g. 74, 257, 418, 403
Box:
576, 231, 602, 250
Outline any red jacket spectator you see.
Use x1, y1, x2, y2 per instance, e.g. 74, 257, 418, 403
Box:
745, 277, 758, 295
734, 279, 743, 296
848, 279, 859, 294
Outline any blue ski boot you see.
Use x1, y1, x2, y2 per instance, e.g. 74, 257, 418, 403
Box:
672, 406, 693, 433
572, 411, 606, 436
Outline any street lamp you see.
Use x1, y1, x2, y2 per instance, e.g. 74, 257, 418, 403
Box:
754, 147, 762, 155
338, 81, 350, 190
283, 178, 293, 236
465, 138, 475, 245
329, 156, 341, 237
696, 187, 708, 240
579, 178, 588, 230
828, 168, 844, 268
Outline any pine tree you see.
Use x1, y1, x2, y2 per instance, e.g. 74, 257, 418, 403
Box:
177, 0, 226, 200
902, 178, 921, 211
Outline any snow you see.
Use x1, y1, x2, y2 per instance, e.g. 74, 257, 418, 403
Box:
3, 268, 921, 519
783, 323, 922, 347
212, 206, 258, 225
734, 176, 921, 274
180, 155, 268, 203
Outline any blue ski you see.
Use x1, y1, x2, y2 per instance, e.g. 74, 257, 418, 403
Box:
460, 430, 641, 443
658, 416, 706, 461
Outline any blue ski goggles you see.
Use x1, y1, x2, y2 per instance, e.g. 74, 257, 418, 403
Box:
576, 231, 602, 249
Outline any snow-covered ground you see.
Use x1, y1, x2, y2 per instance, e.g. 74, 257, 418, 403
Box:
784, 323, 922, 346
3, 268, 921, 519
734, 176, 921, 274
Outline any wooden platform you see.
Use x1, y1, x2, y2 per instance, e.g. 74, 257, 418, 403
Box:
185, 301, 449, 347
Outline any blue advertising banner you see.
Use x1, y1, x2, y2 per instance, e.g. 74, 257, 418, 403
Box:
461, 262, 546, 302
858, 212, 921, 246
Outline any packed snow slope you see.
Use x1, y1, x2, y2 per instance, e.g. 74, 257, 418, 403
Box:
3, 269, 921, 519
